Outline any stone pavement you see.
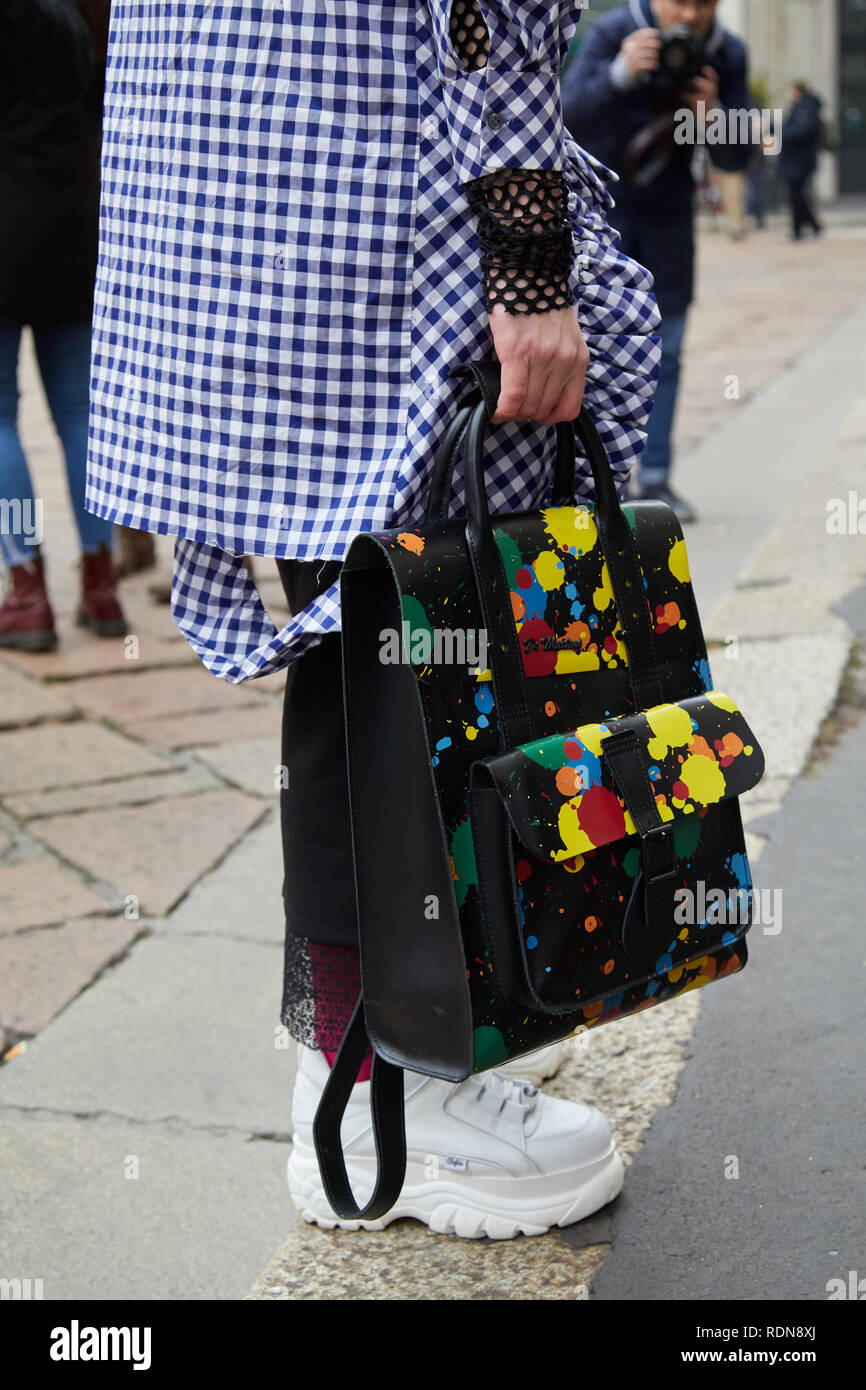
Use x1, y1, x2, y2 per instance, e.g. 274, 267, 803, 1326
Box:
1, 222, 865, 1300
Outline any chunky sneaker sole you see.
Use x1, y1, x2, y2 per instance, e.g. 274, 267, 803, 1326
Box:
288, 1045, 625, 1240
287, 1137, 624, 1239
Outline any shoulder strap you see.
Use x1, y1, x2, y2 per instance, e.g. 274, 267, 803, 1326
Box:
312, 995, 408, 1221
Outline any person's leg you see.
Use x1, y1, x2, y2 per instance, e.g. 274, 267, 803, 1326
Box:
638, 309, 688, 490
33, 322, 127, 636
0, 323, 40, 567
31, 322, 114, 553
802, 177, 822, 234
0, 324, 57, 649
275, 557, 369, 1073
790, 179, 807, 239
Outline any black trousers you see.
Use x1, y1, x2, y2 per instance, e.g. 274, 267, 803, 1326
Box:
275, 557, 359, 949
788, 177, 821, 239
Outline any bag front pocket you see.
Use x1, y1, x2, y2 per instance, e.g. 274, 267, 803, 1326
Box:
470, 691, 765, 1015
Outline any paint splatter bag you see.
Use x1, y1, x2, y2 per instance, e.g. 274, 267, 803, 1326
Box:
315, 360, 765, 1220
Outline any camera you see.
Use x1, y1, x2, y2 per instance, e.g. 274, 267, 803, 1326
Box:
650, 24, 706, 93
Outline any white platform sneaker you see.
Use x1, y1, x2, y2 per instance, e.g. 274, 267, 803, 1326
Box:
287, 1045, 624, 1239
497, 1039, 569, 1088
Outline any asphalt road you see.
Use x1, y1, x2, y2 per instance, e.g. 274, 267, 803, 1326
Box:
591, 586, 866, 1302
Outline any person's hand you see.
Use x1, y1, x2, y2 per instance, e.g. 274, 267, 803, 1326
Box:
487, 303, 589, 426
681, 66, 720, 112
620, 28, 661, 79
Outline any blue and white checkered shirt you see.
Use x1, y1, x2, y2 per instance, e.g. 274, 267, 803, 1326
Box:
86, 2, 660, 683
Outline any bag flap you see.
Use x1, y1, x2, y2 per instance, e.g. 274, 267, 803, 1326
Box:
473, 692, 765, 863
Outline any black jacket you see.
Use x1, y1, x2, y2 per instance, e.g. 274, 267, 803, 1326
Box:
0, 0, 102, 327
561, 0, 751, 316
777, 93, 823, 182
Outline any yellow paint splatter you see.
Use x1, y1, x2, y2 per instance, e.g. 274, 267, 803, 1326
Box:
555, 648, 600, 674
534, 550, 566, 591
645, 703, 695, 760
592, 563, 615, 612
542, 506, 598, 555
680, 751, 726, 804
707, 691, 738, 714
465, 725, 478, 741
668, 538, 690, 584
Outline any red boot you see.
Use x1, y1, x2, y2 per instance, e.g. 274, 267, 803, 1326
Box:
77, 543, 128, 638
0, 550, 58, 652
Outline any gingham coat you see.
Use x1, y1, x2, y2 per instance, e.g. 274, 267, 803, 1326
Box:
86, 1, 661, 683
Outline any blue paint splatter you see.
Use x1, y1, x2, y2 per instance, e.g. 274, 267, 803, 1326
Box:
526, 935, 538, 950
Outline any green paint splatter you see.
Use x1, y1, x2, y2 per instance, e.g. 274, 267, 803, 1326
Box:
449, 816, 478, 907
493, 528, 523, 591
673, 814, 702, 861
621, 504, 639, 532
473, 1025, 508, 1070
522, 739, 567, 771
400, 593, 434, 667
623, 845, 640, 878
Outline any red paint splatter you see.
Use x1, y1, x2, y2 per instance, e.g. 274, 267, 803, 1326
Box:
672, 780, 689, 800
515, 567, 533, 590
576, 786, 626, 847
516, 859, 532, 882
519, 618, 557, 677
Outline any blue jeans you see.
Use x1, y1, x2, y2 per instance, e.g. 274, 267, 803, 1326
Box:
0, 321, 112, 567
638, 310, 688, 488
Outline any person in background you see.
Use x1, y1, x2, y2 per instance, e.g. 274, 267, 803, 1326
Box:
562, 0, 753, 524
778, 80, 824, 242
0, 0, 126, 651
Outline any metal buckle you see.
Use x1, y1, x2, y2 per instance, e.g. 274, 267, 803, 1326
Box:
640, 823, 677, 884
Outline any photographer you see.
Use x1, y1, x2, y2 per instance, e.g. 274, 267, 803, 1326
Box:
563, 0, 752, 523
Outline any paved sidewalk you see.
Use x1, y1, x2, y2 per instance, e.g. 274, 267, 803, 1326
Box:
1, 223, 865, 1300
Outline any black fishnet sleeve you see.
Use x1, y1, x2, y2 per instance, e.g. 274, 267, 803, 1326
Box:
449, 0, 577, 315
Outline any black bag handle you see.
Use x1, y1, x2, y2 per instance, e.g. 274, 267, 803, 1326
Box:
312, 996, 407, 1222
425, 372, 578, 524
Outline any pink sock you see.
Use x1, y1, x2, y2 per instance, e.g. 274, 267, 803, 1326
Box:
323, 1048, 373, 1084
307, 939, 372, 1083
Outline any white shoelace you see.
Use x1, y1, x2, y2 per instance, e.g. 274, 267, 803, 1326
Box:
475, 1071, 540, 1118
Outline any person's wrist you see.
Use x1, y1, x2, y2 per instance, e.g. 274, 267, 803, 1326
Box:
610, 50, 641, 91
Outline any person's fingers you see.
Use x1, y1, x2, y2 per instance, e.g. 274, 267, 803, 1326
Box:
491, 355, 531, 423
532, 349, 581, 421
535, 373, 586, 427
535, 345, 589, 425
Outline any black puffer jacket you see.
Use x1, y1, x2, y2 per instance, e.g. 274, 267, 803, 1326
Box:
0, 0, 102, 327
777, 92, 823, 182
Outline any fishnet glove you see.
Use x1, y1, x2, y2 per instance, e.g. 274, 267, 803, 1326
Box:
450, 0, 577, 315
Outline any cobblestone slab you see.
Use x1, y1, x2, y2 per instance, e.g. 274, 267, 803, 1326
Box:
0, 860, 109, 935
0, 1112, 291, 1300
3, 764, 220, 821
0, 933, 288, 1134
0, 915, 143, 1035
124, 705, 279, 750
0, 623, 197, 680
29, 789, 266, 916
0, 662, 80, 729
60, 666, 268, 724
189, 738, 283, 799
0, 722, 170, 796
